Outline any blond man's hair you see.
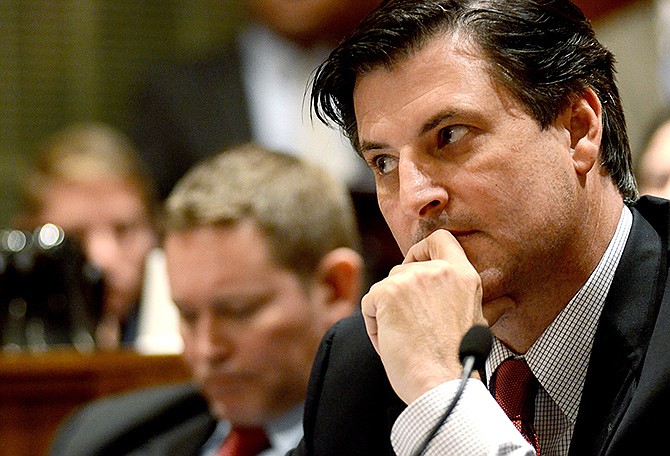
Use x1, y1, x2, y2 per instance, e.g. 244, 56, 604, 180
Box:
164, 143, 361, 280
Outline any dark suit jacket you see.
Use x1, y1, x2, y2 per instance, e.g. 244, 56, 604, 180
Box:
290, 196, 670, 456
49, 383, 216, 456
131, 45, 252, 202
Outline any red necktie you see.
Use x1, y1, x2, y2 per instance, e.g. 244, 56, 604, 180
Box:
493, 358, 541, 455
217, 426, 270, 456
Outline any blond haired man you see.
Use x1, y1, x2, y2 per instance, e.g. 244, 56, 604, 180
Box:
50, 143, 363, 455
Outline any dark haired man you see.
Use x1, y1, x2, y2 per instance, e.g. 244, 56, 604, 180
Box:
290, 0, 670, 454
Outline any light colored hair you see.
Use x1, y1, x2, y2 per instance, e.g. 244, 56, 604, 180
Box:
19, 122, 157, 227
164, 143, 361, 279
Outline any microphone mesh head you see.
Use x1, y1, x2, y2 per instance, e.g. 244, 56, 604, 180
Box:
458, 325, 493, 370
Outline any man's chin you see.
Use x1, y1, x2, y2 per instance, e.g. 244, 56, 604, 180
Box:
208, 395, 265, 424
480, 271, 516, 327
482, 296, 516, 327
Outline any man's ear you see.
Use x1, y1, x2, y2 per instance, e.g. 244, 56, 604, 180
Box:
566, 87, 603, 176
312, 247, 363, 327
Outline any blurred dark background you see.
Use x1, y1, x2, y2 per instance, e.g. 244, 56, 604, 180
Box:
0, 0, 246, 226
0, 0, 665, 227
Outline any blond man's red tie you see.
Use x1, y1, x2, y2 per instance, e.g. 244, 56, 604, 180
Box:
217, 426, 270, 456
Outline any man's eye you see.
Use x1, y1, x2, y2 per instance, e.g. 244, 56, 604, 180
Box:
114, 221, 147, 241
437, 125, 468, 148
178, 310, 197, 325
371, 155, 398, 175
216, 305, 258, 320
214, 293, 273, 320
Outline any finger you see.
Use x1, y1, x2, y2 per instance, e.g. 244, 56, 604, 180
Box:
403, 229, 467, 264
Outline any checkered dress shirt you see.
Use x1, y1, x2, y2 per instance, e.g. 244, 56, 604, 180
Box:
392, 207, 632, 455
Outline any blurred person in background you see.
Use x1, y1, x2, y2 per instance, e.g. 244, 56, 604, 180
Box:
131, 0, 400, 288
635, 109, 670, 198
15, 122, 179, 351
49, 143, 363, 455
132, 0, 383, 198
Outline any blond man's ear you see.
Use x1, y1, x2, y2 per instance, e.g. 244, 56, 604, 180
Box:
311, 247, 364, 330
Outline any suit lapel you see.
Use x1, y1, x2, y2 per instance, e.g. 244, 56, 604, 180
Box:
570, 201, 668, 455
302, 315, 405, 455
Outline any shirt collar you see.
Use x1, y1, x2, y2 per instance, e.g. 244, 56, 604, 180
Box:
200, 402, 304, 456
486, 205, 632, 422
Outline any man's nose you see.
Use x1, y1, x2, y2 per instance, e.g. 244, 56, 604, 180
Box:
84, 229, 120, 272
194, 315, 233, 363
398, 156, 449, 219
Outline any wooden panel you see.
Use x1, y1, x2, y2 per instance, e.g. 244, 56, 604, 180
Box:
0, 349, 191, 456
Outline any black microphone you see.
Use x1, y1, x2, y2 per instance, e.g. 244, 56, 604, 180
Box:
458, 324, 494, 372
411, 324, 493, 456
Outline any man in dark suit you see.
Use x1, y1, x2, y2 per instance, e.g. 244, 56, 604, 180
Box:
286, 0, 670, 454
49, 144, 364, 456
131, 0, 383, 201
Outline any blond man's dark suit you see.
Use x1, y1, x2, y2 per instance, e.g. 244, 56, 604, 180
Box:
49, 383, 216, 456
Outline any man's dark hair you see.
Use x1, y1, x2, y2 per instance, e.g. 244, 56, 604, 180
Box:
311, 0, 637, 203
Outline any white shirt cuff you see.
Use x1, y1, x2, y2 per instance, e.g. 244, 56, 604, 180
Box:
391, 379, 535, 456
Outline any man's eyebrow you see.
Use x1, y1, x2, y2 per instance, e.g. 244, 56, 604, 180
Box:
359, 110, 459, 154
419, 110, 457, 137
359, 140, 389, 155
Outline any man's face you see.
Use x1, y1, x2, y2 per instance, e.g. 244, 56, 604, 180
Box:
38, 177, 155, 319
165, 221, 329, 425
248, 0, 381, 47
354, 35, 585, 320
